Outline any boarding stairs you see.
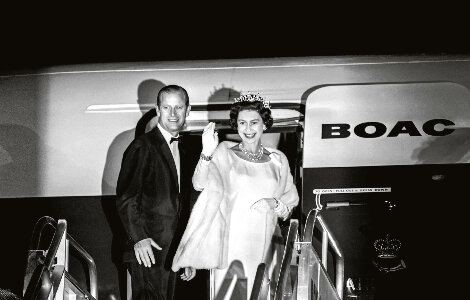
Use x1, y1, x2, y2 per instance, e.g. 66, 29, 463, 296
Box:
20, 209, 341, 300
21, 216, 97, 300
217, 208, 344, 300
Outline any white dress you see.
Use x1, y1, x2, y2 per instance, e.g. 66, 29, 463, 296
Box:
211, 150, 281, 299
171, 141, 299, 300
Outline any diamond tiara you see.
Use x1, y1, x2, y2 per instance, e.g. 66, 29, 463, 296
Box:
233, 92, 271, 108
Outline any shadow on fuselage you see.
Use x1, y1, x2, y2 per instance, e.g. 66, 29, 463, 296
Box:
100, 79, 166, 299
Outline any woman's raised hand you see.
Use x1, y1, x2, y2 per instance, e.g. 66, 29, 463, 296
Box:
202, 122, 219, 156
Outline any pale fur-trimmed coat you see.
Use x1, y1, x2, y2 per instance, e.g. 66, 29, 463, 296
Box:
171, 141, 299, 271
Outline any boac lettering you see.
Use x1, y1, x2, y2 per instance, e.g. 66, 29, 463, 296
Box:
322, 119, 455, 139
422, 119, 455, 136
322, 124, 351, 139
354, 122, 387, 138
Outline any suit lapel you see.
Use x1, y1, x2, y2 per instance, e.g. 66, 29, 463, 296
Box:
152, 127, 179, 192
178, 138, 187, 192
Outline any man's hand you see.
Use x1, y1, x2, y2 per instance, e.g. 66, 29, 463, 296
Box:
134, 238, 162, 267
180, 267, 196, 281
202, 122, 218, 156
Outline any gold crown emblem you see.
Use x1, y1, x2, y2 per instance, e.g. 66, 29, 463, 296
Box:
233, 92, 271, 108
374, 234, 401, 258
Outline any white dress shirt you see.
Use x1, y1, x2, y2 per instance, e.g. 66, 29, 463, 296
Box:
157, 123, 180, 190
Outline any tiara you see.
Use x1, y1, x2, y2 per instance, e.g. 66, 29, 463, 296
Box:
233, 92, 271, 108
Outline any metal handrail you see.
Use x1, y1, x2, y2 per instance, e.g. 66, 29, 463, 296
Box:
27, 216, 98, 300
23, 219, 67, 300
274, 219, 299, 300
302, 209, 344, 298
213, 260, 246, 300
29, 216, 58, 250
317, 216, 344, 298
43, 220, 67, 271
67, 232, 98, 299
302, 209, 319, 244
249, 263, 268, 300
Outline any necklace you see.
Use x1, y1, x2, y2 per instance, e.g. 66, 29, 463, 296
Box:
239, 142, 264, 161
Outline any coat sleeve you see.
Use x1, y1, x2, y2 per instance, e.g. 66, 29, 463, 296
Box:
172, 143, 232, 271
276, 151, 299, 218
192, 158, 211, 191
192, 142, 227, 191
116, 141, 149, 244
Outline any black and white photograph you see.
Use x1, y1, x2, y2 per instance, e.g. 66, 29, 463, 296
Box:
1, 11, 469, 300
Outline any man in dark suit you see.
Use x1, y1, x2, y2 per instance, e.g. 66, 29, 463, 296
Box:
116, 85, 197, 300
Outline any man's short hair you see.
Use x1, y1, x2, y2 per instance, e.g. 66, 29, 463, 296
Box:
157, 85, 190, 106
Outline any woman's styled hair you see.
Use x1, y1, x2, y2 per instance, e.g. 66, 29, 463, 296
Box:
229, 100, 274, 129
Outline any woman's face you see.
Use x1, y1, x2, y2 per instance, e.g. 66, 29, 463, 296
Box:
236, 109, 266, 146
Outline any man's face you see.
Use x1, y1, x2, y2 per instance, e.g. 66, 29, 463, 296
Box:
156, 92, 191, 136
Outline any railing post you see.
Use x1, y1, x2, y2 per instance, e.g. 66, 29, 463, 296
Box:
53, 221, 68, 300
274, 220, 299, 300
321, 230, 328, 270
335, 256, 344, 298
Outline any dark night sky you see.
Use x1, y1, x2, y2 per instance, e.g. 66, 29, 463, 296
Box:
1, 8, 468, 71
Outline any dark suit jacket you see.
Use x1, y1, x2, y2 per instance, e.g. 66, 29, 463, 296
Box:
116, 126, 200, 266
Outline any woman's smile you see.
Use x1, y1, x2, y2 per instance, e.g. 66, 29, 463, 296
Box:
237, 110, 264, 148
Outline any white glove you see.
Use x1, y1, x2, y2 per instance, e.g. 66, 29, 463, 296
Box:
202, 122, 219, 156
251, 198, 277, 213
273, 199, 290, 221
